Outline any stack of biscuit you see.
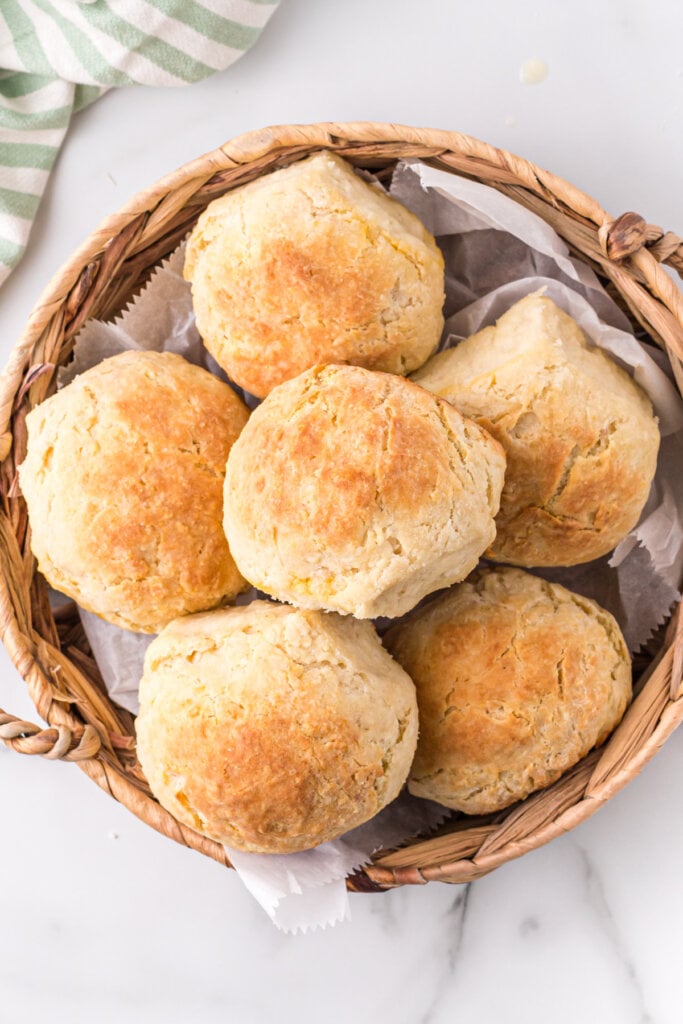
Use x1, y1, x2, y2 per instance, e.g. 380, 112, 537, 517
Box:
19, 152, 659, 853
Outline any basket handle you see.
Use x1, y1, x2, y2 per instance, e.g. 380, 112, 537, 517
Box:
598, 213, 683, 278
0, 707, 100, 760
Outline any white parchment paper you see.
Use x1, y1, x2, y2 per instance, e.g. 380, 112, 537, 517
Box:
63, 160, 683, 931
227, 793, 447, 932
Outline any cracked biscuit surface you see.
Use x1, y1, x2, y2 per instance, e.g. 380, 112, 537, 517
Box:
19, 350, 249, 632
183, 150, 445, 398
384, 566, 632, 815
135, 601, 419, 853
413, 293, 660, 566
223, 364, 507, 619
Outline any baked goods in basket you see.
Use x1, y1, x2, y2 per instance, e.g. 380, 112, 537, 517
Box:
3, 122, 682, 894
384, 566, 632, 815
183, 150, 445, 398
135, 601, 419, 853
19, 350, 249, 633
223, 363, 507, 619
413, 292, 660, 566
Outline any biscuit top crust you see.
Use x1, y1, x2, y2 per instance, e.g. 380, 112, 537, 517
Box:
184, 151, 445, 398
135, 601, 418, 853
413, 293, 660, 566
223, 364, 506, 618
20, 350, 249, 632
384, 566, 632, 814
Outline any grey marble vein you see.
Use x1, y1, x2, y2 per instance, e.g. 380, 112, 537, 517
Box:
418, 883, 472, 1024
578, 845, 654, 1024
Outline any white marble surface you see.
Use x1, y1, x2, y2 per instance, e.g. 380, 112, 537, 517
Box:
2, 1, 683, 1020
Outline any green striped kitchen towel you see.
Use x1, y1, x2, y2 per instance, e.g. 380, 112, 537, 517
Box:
0, 0, 280, 286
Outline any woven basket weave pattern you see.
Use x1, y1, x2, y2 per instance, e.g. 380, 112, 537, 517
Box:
1, 123, 682, 891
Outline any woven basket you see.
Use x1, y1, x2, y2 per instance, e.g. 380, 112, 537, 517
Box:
2, 122, 683, 892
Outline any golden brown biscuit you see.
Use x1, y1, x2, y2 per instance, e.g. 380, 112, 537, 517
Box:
413, 293, 660, 566
223, 364, 506, 619
183, 151, 445, 398
135, 601, 418, 853
20, 350, 249, 632
384, 566, 632, 814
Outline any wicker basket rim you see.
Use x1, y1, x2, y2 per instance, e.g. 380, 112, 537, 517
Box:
1, 121, 682, 890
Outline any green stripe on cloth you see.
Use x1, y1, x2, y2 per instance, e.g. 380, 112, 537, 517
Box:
146, 0, 261, 51
0, 236, 25, 266
26, 4, 133, 85
0, 1, 52, 74
0, 186, 41, 219
2, 142, 58, 170
1, 0, 53, 76
73, 84, 106, 112
0, 102, 72, 130
58, 3, 215, 85
0, 71, 56, 99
